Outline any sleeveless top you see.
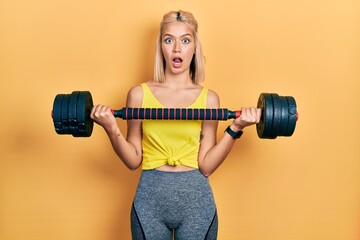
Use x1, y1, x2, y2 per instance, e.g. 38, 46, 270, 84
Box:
141, 83, 208, 170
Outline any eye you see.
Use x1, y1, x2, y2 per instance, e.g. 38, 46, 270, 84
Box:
164, 38, 173, 44
182, 38, 190, 44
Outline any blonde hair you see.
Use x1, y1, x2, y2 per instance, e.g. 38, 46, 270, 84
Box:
154, 10, 205, 83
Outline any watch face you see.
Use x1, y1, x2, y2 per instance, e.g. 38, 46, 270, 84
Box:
233, 130, 243, 139
226, 126, 242, 139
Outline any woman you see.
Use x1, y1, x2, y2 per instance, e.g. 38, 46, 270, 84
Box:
91, 10, 261, 240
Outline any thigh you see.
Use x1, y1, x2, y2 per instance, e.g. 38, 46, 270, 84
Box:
130, 203, 145, 240
131, 203, 172, 240
174, 209, 218, 240
131, 170, 174, 240
173, 172, 218, 240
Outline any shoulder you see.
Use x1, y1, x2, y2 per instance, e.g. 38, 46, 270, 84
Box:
127, 84, 143, 99
126, 84, 144, 107
206, 88, 220, 108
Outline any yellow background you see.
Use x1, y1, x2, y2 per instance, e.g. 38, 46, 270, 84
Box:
1, 0, 359, 239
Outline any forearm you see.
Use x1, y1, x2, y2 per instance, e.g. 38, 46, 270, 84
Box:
198, 129, 238, 177
105, 126, 142, 171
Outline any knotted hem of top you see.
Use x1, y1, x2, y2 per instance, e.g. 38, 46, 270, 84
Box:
141, 158, 199, 170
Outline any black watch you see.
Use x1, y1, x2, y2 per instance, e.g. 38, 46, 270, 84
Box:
225, 125, 243, 139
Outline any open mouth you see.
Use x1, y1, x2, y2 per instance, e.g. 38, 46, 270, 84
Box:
173, 57, 183, 63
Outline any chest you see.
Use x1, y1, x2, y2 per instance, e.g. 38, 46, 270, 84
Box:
150, 88, 203, 108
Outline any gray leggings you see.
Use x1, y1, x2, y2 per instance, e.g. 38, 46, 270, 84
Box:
131, 170, 218, 240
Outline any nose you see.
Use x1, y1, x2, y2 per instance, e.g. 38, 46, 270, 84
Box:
173, 40, 181, 53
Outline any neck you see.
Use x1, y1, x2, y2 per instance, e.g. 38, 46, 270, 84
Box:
164, 71, 194, 89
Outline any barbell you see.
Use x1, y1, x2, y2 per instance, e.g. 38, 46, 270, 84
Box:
51, 91, 298, 139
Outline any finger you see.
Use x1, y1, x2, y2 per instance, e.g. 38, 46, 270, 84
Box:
250, 107, 257, 122
94, 108, 101, 118
93, 105, 106, 118
242, 107, 250, 119
99, 105, 111, 117
90, 105, 100, 118
256, 108, 262, 123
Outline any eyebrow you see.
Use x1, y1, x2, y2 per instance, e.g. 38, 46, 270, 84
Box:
163, 33, 193, 38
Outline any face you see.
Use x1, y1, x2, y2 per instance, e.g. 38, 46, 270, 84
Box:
161, 21, 196, 77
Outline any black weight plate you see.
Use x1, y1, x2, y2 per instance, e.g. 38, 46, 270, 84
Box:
269, 94, 281, 139
76, 91, 94, 137
52, 94, 65, 134
277, 96, 289, 136
60, 94, 71, 134
69, 91, 80, 136
257, 93, 273, 139
285, 96, 297, 136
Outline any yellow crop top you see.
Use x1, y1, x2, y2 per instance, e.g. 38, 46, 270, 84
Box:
141, 83, 208, 170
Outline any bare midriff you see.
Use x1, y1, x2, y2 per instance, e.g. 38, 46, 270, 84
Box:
155, 164, 197, 172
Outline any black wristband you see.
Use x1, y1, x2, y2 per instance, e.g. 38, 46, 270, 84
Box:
224, 125, 243, 139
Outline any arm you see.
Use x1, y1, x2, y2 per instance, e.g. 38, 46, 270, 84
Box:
197, 90, 261, 177
90, 85, 143, 170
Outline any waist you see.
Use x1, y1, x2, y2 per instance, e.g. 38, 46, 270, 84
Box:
142, 157, 199, 170
155, 164, 197, 172
137, 169, 212, 194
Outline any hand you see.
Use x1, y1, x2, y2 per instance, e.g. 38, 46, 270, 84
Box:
232, 107, 261, 131
90, 105, 118, 133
